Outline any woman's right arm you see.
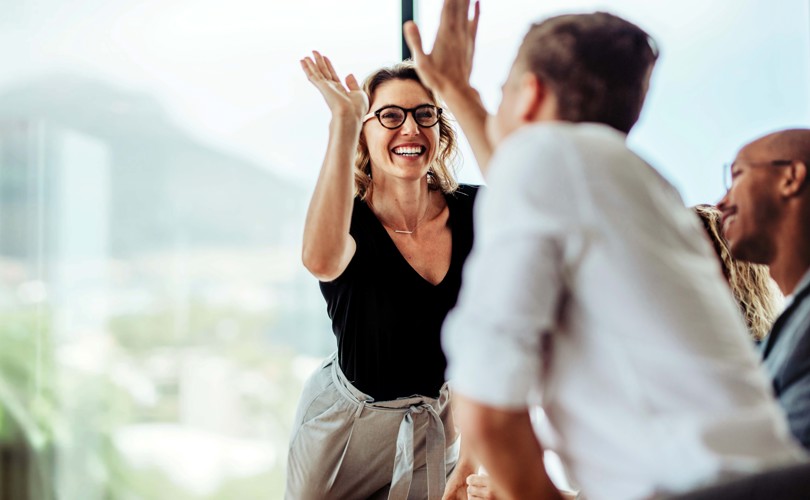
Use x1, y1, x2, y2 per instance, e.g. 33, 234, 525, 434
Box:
300, 52, 369, 281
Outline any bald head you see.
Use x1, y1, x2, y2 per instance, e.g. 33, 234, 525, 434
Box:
721, 128, 810, 291
742, 129, 810, 174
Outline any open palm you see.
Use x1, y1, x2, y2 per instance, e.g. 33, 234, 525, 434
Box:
300, 51, 369, 122
404, 0, 479, 96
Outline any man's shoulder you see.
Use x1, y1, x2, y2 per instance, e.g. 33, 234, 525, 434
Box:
496, 122, 633, 167
784, 290, 810, 344
766, 290, 810, 447
504, 122, 626, 146
778, 273, 810, 345
486, 122, 653, 209
765, 289, 810, 379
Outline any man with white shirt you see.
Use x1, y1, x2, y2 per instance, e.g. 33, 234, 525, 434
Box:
719, 130, 810, 450
405, 2, 806, 499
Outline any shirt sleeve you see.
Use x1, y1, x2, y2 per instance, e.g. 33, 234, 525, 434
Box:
442, 126, 576, 409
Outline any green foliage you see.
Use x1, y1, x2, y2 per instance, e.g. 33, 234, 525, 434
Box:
0, 300, 308, 499
0, 306, 56, 445
0, 306, 57, 500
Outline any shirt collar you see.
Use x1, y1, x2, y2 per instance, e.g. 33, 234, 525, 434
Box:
785, 266, 810, 305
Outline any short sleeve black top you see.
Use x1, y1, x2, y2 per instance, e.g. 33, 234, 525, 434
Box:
320, 184, 480, 401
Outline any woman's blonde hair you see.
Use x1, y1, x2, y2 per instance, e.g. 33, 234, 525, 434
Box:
693, 204, 783, 341
354, 61, 459, 200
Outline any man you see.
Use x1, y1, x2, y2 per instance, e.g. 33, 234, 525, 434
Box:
719, 130, 810, 449
405, 2, 806, 500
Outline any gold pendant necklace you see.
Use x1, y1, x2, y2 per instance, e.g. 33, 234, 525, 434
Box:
369, 192, 432, 235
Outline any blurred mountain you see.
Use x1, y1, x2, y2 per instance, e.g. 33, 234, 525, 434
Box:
0, 74, 306, 258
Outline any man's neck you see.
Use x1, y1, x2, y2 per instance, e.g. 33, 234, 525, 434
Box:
769, 244, 810, 297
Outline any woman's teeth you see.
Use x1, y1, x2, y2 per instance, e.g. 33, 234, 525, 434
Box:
393, 146, 424, 156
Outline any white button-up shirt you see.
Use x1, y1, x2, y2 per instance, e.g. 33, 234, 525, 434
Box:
443, 123, 806, 500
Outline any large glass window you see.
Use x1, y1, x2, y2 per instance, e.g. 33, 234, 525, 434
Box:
0, 1, 402, 498
2, 1, 809, 498
419, 0, 810, 204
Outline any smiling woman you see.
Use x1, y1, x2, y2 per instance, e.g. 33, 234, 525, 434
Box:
289, 53, 480, 499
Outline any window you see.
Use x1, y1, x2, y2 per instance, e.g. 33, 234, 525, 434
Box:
2, 1, 808, 498
418, 0, 810, 204
0, 1, 401, 498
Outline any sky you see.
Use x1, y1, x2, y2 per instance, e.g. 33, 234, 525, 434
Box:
418, 0, 810, 204
1, 0, 808, 204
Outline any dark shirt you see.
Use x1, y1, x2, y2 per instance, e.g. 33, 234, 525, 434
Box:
762, 269, 810, 449
320, 184, 479, 401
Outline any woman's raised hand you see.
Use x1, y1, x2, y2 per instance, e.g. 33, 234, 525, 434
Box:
301, 51, 369, 123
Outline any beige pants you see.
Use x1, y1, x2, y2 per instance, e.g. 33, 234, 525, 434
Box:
285, 353, 459, 500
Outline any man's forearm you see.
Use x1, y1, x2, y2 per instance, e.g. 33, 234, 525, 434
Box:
440, 85, 493, 175
455, 395, 563, 500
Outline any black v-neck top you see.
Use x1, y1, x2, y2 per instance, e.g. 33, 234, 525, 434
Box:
320, 184, 480, 401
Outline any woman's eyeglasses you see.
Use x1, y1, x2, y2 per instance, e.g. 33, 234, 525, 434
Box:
363, 104, 442, 129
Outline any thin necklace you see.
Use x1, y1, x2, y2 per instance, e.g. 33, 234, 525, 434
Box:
368, 191, 432, 235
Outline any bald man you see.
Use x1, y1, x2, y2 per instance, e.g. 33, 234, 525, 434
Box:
719, 129, 810, 449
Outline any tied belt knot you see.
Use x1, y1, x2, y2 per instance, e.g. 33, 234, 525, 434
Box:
327, 353, 450, 499
388, 402, 447, 500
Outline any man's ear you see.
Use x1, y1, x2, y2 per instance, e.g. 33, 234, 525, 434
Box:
782, 161, 808, 197
516, 72, 549, 122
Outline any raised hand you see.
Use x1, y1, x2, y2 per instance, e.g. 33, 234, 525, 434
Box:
300, 51, 369, 122
404, 0, 480, 96
404, 0, 492, 173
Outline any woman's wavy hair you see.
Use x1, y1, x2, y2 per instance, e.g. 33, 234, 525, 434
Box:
355, 61, 459, 200
693, 204, 783, 341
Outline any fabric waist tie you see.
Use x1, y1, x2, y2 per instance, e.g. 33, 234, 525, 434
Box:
327, 353, 449, 499
388, 402, 447, 500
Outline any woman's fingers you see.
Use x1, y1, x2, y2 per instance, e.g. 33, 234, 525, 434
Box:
301, 50, 368, 118
301, 56, 330, 82
301, 52, 365, 117
345, 73, 360, 91
312, 51, 337, 82
302, 54, 346, 91
323, 55, 341, 83
303, 51, 345, 85
300, 57, 319, 80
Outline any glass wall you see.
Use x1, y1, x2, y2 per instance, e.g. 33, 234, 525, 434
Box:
418, 0, 810, 204
1, 0, 809, 498
0, 1, 401, 498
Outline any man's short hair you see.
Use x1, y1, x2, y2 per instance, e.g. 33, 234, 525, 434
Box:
517, 12, 658, 134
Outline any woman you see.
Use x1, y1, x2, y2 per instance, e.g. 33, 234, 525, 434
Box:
693, 204, 782, 342
286, 52, 479, 499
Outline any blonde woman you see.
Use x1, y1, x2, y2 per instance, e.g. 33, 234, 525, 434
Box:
693, 204, 783, 341
286, 52, 480, 499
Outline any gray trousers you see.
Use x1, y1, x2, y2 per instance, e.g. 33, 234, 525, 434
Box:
285, 353, 459, 500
